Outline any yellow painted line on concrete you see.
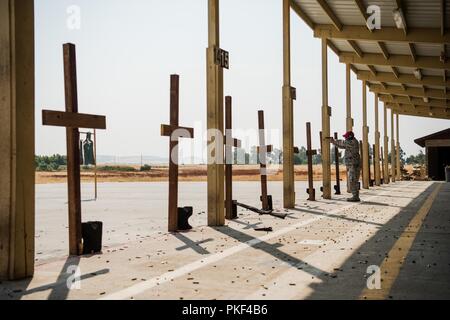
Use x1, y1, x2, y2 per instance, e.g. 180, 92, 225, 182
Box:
360, 183, 442, 300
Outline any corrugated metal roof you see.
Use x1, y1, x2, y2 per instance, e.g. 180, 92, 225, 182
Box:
291, 0, 449, 113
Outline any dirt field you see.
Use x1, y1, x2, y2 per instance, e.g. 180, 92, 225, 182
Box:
36, 164, 343, 184
36, 164, 416, 184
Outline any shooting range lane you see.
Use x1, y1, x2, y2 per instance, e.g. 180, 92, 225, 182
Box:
3, 180, 448, 300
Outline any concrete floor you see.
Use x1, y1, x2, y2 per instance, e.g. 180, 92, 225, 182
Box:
0, 180, 449, 300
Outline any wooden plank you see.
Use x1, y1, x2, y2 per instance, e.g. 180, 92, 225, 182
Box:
370, 84, 450, 100
396, 114, 401, 180
258, 110, 269, 211
321, 37, 331, 199
42, 110, 106, 129
206, 0, 225, 227
314, 25, 450, 45
63, 43, 82, 256
290, 0, 315, 29
306, 123, 316, 201
374, 94, 381, 186
0, 0, 35, 280
225, 96, 234, 220
362, 81, 370, 189
340, 52, 450, 71
425, 139, 450, 147
160, 124, 194, 138
391, 110, 396, 182
168, 75, 180, 232
346, 64, 353, 132
357, 71, 450, 87
383, 104, 390, 184
316, 0, 343, 31
283, 0, 295, 208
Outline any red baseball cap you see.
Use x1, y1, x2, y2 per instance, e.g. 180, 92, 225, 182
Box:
343, 131, 354, 139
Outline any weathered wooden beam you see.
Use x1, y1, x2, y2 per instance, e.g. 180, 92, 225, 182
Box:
206, 0, 225, 227
160, 124, 194, 138
357, 70, 450, 87
387, 107, 450, 120
283, 0, 295, 208
314, 25, 450, 45
390, 110, 396, 182
316, 0, 342, 31
348, 40, 364, 58
42, 110, 106, 130
0, 0, 35, 280
374, 94, 381, 186
321, 37, 332, 199
368, 65, 377, 76
383, 104, 390, 184
346, 64, 353, 132
379, 94, 449, 109
290, 0, 315, 29
408, 43, 417, 62
369, 83, 450, 100
378, 42, 390, 60
340, 52, 450, 70
362, 81, 370, 189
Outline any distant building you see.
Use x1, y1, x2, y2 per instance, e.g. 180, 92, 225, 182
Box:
414, 129, 450, 181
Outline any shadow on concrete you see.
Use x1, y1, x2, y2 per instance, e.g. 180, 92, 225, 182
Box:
1, 256, 109, 300
174, 233, 212, 255
290, 207, 384, 227
214, 226, 327, 279
304, 182, 450, 299
232, 220, 263, 230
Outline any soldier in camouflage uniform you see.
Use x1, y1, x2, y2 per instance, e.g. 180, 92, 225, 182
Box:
331, 131, 361, 202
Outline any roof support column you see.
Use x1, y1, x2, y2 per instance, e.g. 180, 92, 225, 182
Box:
0, 0, 35, 280
282, 0, 295, 208
391, 110, 396, 182
396, 114, 401, 181
206, 0, 225, 226
383, 104, 390, 184
374, 94, 381, 186
362, 81, 370, 189
346, 64, 353, 132
321, 37, 331, 199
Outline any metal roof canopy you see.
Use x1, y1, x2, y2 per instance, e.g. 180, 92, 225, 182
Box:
291, 0, 450, 120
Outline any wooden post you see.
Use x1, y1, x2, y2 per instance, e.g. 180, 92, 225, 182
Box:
306, 123, 316, 201
396, 114, 401, 180
64, 43, 82, 256
346, 64, 353, 132
258, 111, 273, 211
345, 63, 353, 193
0, 0, 35, 280
374, 94, 381, 186
321, 37, 332, 199
383, 104, 390, 184
381, 146, 385, 183
334, 132, 341, 195
362, 81, 370, 189
207, 0, 225, 226
391, 110, 396, 182
161, 75, 194, 232
94, 129, 98, 200
282, 0, 295, 208
42, 44, 107, 256
224, 96, 241, 220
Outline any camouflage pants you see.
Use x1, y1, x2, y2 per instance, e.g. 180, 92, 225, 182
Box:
348, 165, 361, 197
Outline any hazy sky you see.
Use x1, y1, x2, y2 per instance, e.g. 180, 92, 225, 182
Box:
35, 0, 449, 160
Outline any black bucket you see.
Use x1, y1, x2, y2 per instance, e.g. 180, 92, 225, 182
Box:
82, 221, 103, 254
178, 207, 193, 231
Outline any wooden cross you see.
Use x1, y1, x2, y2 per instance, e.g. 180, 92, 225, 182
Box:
161, 75, 194, 232
42, 43, 106, 256
333, 132, 341, 195
224, 96, 241, 220
306, 122, 317, 201
257, 110, 273, 211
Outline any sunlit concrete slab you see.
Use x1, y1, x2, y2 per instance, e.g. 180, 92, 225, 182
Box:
1, 181, 448, 300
